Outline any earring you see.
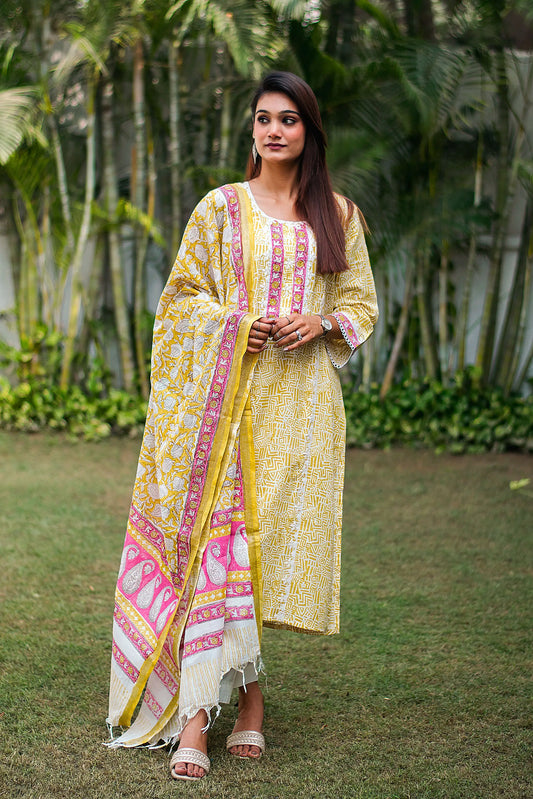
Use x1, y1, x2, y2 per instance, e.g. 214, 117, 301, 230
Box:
252, 141, 258, 164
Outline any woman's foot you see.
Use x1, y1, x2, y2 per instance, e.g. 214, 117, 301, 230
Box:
170, 709, 209, 779
228, 682, 265, 758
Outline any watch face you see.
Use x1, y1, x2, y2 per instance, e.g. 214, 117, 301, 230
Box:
322, 316, 333, 331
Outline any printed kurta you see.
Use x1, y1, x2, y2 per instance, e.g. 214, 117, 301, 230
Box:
243, 182, 377, 635
107, 183, 377, 748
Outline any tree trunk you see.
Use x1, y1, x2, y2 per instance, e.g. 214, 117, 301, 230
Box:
12, 202, 40, 346
507, 245, 532, 394
493, 200, 533, 393
36, 181, 54, 330
101, 73, 135, 392
132, 35, 150, 400
59, 77, 96, 389
78, 232, 105, 373
48, 113, 75, 258
416, 248, 438, 379
168, 33, 183, 259
404, 0, 435, 40
475, 47, 509, 383
380, 259, 415, 399
438, 243, 449, 383
454, 134, 483, 372
361, 333, 374, 391
219, 80, 232, 169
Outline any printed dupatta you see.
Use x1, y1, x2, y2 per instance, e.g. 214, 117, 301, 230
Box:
107, 185, 262, 747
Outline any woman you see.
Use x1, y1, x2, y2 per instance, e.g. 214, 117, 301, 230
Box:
107, 71, 378, 781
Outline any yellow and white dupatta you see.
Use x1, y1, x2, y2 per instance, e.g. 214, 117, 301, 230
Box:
107, 185, 262, 747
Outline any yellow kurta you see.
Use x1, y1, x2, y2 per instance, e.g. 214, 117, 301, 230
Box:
241, 183, 378, 634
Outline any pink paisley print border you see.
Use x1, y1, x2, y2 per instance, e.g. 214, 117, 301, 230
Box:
225, 605, 255, 622
184, 631, 224, 657
128, 505, 166, 560
185, 599, 255, 631
112, 642, 140, 683
176, 311, 246, 589
143, 689, 164, 719
267, 222, 284, 315
114, 604, 155, 659
291, 223, 309, 314
186, 601, 226, 628
221, 185, 249, 311
333, 311, 360, 350
227, 582, 254, 597
153, 659, 179, 695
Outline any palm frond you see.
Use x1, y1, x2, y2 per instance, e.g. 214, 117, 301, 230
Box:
0, 87, 44, 165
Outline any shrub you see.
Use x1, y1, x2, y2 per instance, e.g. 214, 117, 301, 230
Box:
1, 353, 531, 452
343, 372, 533, 453
0, 376, 147, 440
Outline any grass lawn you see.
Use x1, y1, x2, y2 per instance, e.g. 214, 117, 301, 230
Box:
0, 431, 531, 799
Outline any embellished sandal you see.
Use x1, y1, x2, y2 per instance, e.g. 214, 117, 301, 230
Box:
169, 747, 211, 781
226, 730, 266, 758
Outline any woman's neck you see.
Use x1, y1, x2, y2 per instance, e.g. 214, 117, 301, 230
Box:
251, 162, 299, 203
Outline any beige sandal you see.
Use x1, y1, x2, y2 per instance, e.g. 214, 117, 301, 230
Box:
169, 747, 210, 780
226, 730, 266, 758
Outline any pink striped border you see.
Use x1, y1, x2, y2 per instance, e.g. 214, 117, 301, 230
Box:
266, 222, 284, 315
225, 604, 255, 622
184, 631, 224, 658
220, 185, 249, 311
333, 311, 360, 350
186, 601, 226, 628
226, 582, 254, 597
128, 505, 166, 559
113, 603, 155, 658
291, 223, 309, 313
112, 642, 140, 684
153, 659, 179, 695
143, 689, 164, 719
176, 311, 246, 589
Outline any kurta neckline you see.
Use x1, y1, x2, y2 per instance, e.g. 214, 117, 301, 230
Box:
242, 182, 310, 227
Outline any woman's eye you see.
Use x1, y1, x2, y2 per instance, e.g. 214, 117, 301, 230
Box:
257, 116, 269, 123
283, 117, 297, 124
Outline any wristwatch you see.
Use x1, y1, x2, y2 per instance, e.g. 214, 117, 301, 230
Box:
319, 314, 333, 336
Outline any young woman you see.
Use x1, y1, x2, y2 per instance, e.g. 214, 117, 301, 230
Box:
107, 71, 378, 781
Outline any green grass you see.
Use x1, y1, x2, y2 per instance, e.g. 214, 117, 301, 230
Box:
0, 432, 531, 799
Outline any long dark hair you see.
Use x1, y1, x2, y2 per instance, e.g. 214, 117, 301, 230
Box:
245, 71, 354, 275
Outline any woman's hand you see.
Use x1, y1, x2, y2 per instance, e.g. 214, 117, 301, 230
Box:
247, 316, 275, 353
270, 313, 324, 352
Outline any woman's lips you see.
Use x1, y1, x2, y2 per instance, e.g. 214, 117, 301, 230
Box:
266, 144, 285, 149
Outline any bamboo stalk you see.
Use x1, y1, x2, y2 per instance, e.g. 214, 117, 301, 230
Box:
475, 48, 510, 382
132, 35, 150, 400
168, 33, 183, 258
59, 76, 96, 389
438, 243, 449, 384
101, 73, 135, 392
380, 259, 415, 400
416, 248, 438, 380
497, 201, 533, 394
454, 133, 483, 373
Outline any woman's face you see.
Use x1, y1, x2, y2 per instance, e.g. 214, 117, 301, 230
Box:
253, 92, 306, 165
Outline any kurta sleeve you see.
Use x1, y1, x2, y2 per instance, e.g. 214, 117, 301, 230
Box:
325, 207, 378, 369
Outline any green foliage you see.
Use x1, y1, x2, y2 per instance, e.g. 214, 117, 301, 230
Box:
344, 369, 533, 453
2, 342, 531, 453
0, 376, 147, 440
0, 332, 146, 440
